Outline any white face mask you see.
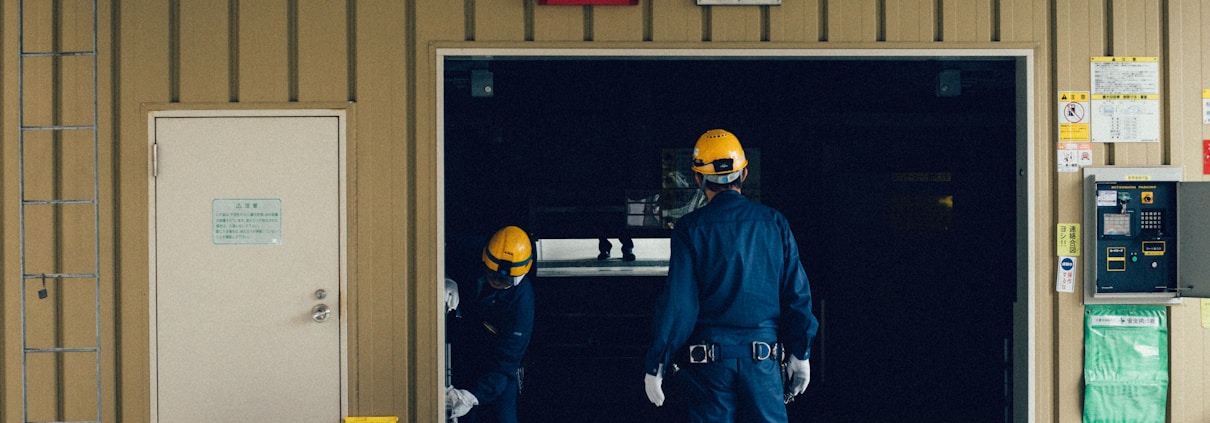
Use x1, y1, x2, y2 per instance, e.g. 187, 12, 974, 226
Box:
485, 271, 524, 289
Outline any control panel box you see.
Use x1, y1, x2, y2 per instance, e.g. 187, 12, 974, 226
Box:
1083, 167, 1210, 304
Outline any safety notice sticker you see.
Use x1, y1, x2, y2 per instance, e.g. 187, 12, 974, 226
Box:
213, 198, 283, 245
1059, 91, 1091, 141
1057, 91, 1093, 173
1090, 57, 1160, 143
1088, 315, 1160, 328
1056, 223, 1080, 256
1056, 256, 1076, 293
1057, 142, 1092, 173
1203, 89, 1210, 124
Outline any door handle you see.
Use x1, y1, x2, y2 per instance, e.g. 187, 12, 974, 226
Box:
311, 304, 332, 323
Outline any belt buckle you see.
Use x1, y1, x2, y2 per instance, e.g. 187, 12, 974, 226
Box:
752, 341, 772, 361
689, 344, 712, 363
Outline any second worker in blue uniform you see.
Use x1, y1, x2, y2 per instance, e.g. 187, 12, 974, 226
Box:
643, 129, 819, 423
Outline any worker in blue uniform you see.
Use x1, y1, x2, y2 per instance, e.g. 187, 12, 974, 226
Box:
642, 129, 819, 422
446, 226, 536, 423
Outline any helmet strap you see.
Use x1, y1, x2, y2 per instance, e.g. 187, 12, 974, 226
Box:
486, 253, 532, 276
712, 158, 734, 173
494, 259, 514, 276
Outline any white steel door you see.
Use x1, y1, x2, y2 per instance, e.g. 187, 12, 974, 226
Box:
150, 111, 346, 422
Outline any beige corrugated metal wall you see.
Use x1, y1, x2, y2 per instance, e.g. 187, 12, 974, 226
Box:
1, 1, 1207, 422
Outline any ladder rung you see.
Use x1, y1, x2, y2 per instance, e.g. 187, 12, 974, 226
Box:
22, 199, 97, 205
21, 125, 96, 131
20, 50, 97, 58
22, 273, 99, 280
24, 347, 99, 353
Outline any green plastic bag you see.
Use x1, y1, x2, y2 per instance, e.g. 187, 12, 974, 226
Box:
1083, 305, 1168, 423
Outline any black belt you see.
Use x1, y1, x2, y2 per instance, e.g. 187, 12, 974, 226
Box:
687, 341, 782, 364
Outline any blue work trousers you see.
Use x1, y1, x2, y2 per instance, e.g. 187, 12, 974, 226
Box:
680, 357, 787, 423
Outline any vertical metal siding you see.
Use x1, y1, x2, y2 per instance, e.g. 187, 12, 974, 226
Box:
884, 0, 936, 43
768, 0, 822, 42
111, 0, 171, 421
4, 0, 1210, 422
592, 5, 643, 42
651, 1, 702, 42
415, 4, 463, 422
238, 1, 290, 102
298, 1, 350, 102
475, 0, 526, 41
943, 0, 993, 42
533, 4, 583, 41
1052, 0, 1092, 420
178, 0, 229, 103
711, 6, 763, 42
351, 0, 410, 417
828, 0, 879, 42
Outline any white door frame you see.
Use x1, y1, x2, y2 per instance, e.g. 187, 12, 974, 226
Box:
434, 46, 1037, 421
146, 107, 349, 421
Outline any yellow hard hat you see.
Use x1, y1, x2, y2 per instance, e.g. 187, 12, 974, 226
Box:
482, 226, 533, 278
691, 129, 748, 184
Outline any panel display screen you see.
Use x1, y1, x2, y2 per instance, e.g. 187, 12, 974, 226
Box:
1102, 213, 1132, 236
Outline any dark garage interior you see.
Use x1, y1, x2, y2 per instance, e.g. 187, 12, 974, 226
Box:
442, 56, 1020, 422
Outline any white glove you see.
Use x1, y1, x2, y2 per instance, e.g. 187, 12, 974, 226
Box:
444, 278, 460, 313
644, 364, 665, 407
785, 355, 811, 397
446, 386, 478, 418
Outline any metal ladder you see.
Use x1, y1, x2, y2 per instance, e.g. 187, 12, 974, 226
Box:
18, 1, 102, 422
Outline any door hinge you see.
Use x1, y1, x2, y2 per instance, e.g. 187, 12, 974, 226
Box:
152, 142, 158, 177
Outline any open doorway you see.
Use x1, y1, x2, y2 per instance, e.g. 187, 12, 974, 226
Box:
440, 50, 1029, 422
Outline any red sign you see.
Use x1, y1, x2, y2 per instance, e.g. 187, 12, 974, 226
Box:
539, 0, 638, 4
1204, 140, 1210, 175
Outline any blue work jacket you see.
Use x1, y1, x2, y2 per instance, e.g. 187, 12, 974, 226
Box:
451, 275, 535, 404
644, 190, 819, 375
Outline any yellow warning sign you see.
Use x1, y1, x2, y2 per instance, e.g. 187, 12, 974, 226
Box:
1091, 56, 1158, 62
1059, 91, 1089, 102
1060, 124, 1090, 141
1202, 299, 1210, 329
1092, 94, 1160, 100
1057, 223, 1081, 256
1058, 91, 1090, 142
